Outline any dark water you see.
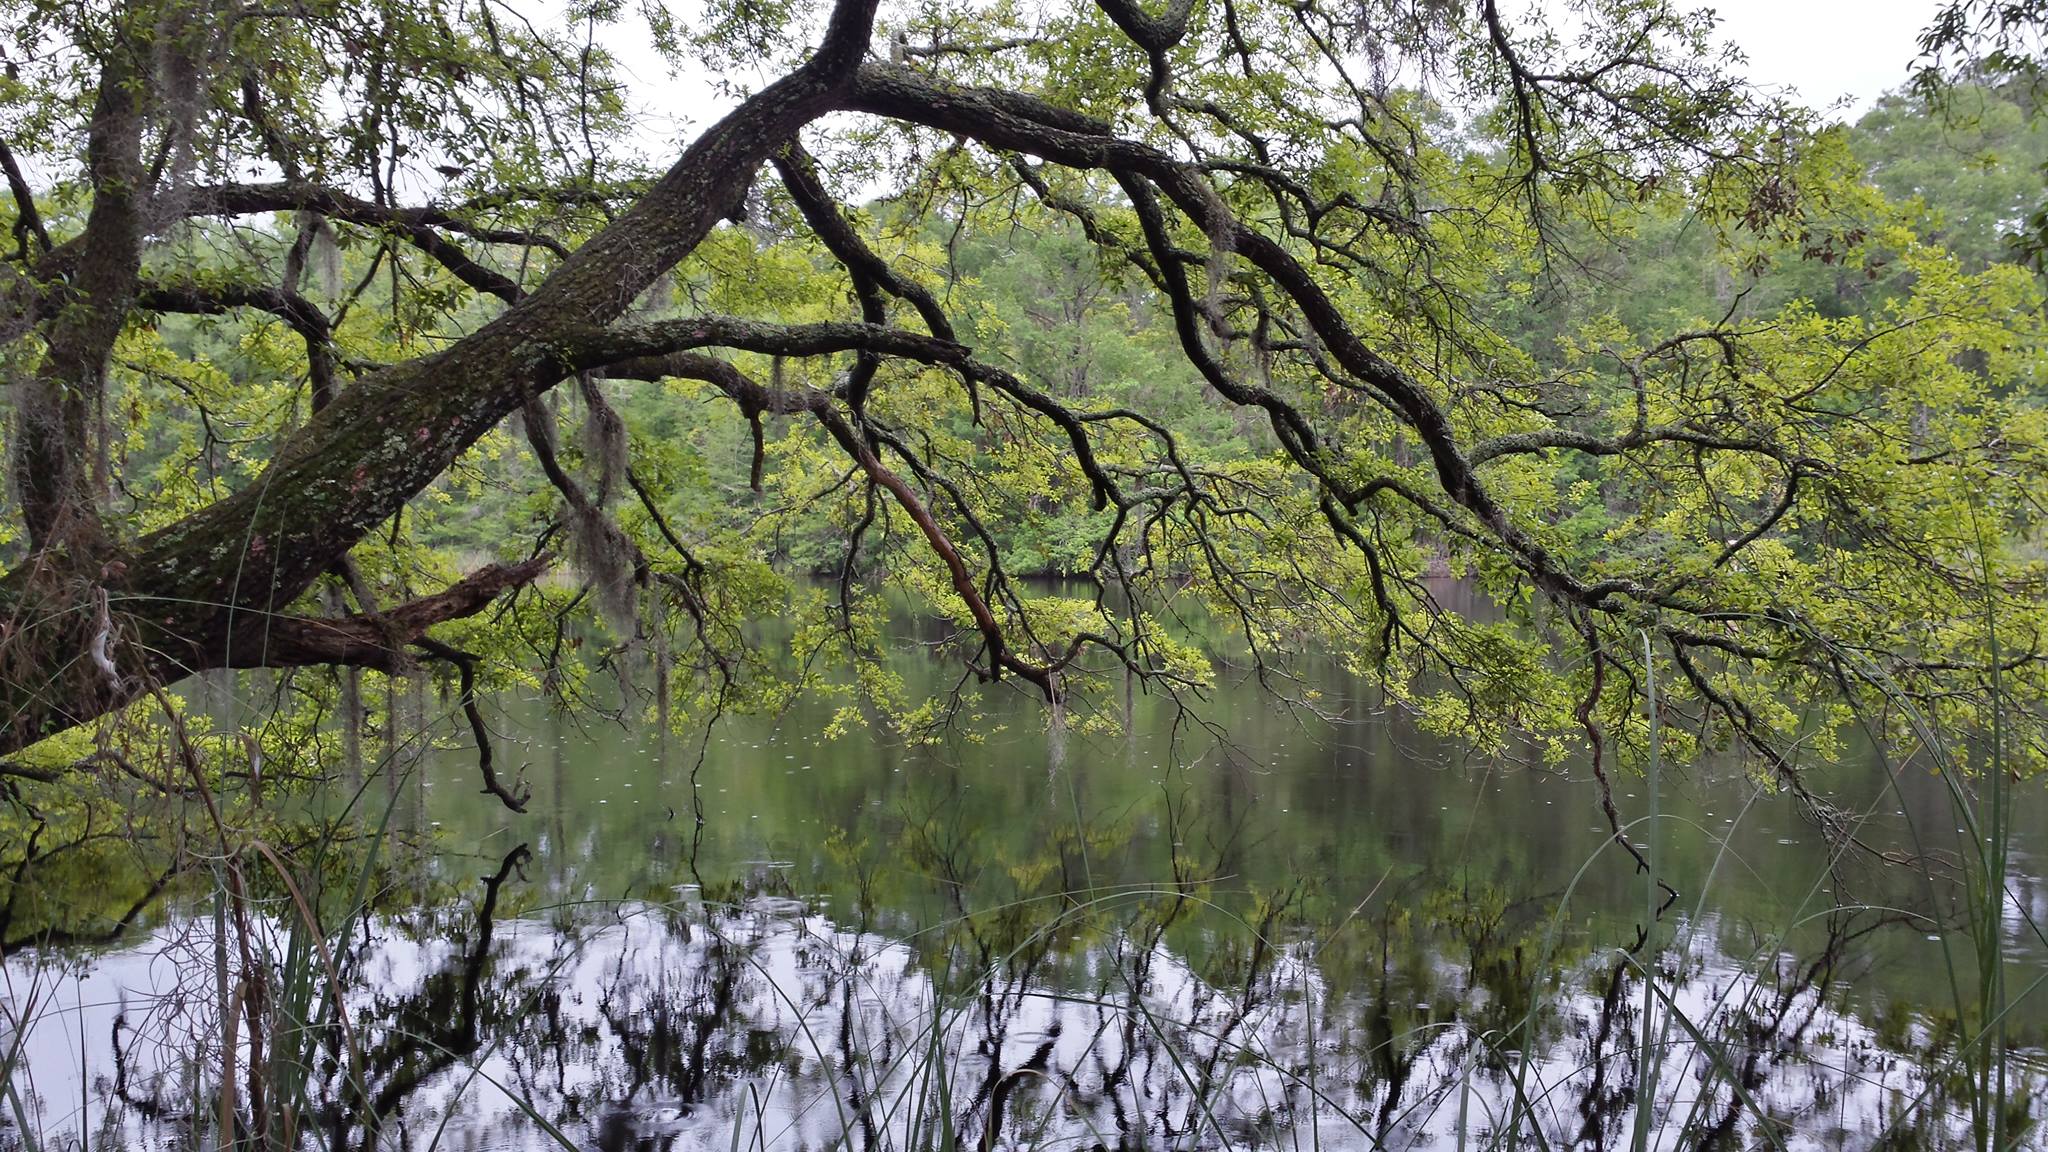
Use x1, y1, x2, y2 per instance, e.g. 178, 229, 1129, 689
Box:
6, 631, 2047, 1150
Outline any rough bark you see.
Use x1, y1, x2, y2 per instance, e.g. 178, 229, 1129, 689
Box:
11, 43, 146, 556
218, 557, 553, 673
0, 0, 880, 755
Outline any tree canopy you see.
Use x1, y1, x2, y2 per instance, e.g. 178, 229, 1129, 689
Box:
0, 0, 2044, 827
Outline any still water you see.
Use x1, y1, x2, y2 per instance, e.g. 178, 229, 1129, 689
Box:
5, 634, 2046, 1150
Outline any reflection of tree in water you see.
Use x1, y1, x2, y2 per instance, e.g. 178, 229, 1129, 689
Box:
317, 842, 532, 1150
12, 812, 2043, 1151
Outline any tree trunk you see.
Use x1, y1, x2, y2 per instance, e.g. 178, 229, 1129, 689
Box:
0, 0, 880, 757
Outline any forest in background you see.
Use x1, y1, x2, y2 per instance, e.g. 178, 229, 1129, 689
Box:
0, 0, 2039, 922
71, 71, 2044, 760
125, 78, 2048, 582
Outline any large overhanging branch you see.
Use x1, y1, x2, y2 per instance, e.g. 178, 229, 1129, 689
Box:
824, 58, 2046, 787
844, 63, 1623, 608
834, 64, 1859, 631
222, 556, 552, 673
0, 0, 883, 757
605, 169, 1298, 682
0, 0, 2035, 799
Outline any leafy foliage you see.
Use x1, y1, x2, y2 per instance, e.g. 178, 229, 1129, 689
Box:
0, 0, 2041, 852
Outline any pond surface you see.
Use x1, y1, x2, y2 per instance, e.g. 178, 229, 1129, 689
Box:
6, 628, 2047, 1151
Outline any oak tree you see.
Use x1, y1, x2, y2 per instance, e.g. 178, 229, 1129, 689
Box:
0, 0, 2042, 834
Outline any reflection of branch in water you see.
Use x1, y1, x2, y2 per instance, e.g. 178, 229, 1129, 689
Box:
0, 856, 176, 954
1368, 963, 1422, 1141
1573, 960, 1633, 1151
898, 800, 1073, 1144
979, 1031, 1058, 1152
109, 1011, 182, 1123
1082, 787, 1240, 1145
1088, 934, 1149, 1139
683, 681, 730, 889
595, 923, 740, 1106
838, 971, 882, 1150
1179, 881, 1302, 1138
1694, 909, 1898, 1149
45, 777, 2010, 1152
319, 842, 531, 1148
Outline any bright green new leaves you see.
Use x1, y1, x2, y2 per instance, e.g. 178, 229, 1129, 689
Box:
4, 0, 2045, 832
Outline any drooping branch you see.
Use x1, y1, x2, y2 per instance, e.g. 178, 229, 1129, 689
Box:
810, 404, 1053, 692
607, 346, 1070, 694
814, 56, 2035, 780
414, 636, 530, 812
517, 378, 646, 632
0, 137, 49, 260
772, 146, 1142, 508
842, 63, 1632, 608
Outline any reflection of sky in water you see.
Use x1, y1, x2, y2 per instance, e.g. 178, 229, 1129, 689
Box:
5, 656, 2046, 1150
7, 893, 2039, 1151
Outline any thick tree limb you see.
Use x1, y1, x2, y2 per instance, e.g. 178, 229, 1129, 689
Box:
14, 41, 145, 555
138, 279, 333, 345
0, 0, 881, 757
222, 556, 553, 672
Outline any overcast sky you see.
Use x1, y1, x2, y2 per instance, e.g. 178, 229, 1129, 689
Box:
1707, 0, 1933, 113
584, 0, 1944, 162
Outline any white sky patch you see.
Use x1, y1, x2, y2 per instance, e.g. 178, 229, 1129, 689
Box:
589, 0, 1933, 163
537, 0, 1940, 168
1706, 0, 1934, 114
